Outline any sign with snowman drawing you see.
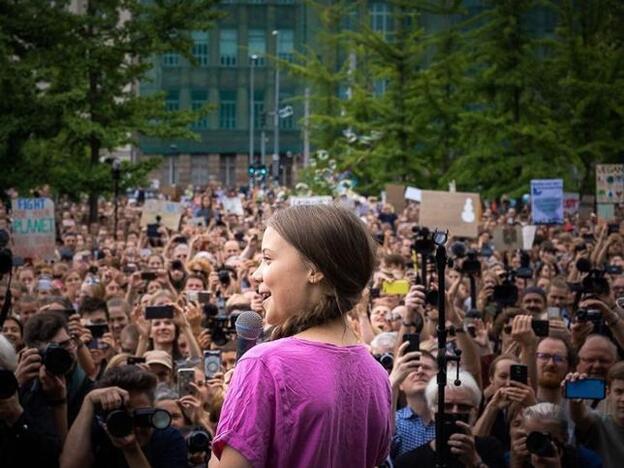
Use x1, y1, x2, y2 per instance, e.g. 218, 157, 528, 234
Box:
419, 190, 482, 238
530, 179, 564, 225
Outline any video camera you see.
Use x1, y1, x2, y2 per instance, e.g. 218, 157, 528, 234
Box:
570, 259, 610, 296
450, 241, 481, 276
98, 407, 171, 438
202, 303, 237, 347
492, 271, 519, 307
187, 428, 212, 454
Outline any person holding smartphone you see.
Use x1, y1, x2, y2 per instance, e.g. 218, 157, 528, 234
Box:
211, 205, 392, 467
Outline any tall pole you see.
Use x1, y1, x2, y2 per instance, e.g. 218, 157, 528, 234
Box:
249, 55, 257, 170
112, 158, 121, 241
303, 87, 310, 167
272, 30, 280, 184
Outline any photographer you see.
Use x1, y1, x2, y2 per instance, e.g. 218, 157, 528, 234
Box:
61, 366, 187, 468
566, 362, 624, 467
17, 311, 93, 438
0, 335, 61, 467
396, 368, 505, 467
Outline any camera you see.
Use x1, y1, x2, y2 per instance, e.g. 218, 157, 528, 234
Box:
103, 407, 171, 438
41, 343, 74, 376
374, 352, 394, 371
187, 429, 212, 454
580, 269, 610, 296
412, 227, 436, 256
492, 272, 518, 307
526, 431, 556, 457
170, 259, 184, 271
576, 308, 602, 322
0, 368, 18, 399
217, 269, 231, 287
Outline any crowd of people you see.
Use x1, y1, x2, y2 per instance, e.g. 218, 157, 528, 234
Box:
0, 182, 623, 468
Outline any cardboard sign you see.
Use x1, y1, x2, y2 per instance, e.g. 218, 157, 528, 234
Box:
492, 226, 522, 252
522, 225, 537, 250
419, 190, 481, 238
11, 198, 56, 260
289, 196, 333, 206
563, 193, 580, 216
140, 199, 183, 231
531, 179, 564, 224
385, 184, 406, 212
404, 186, 422, 202
222, 196, 244, 216
596, 164, 624, 204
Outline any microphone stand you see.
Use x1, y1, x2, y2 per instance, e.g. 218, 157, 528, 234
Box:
433, 230, 461, 468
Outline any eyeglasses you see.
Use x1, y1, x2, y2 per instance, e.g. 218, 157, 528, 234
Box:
536, 352, 567, 364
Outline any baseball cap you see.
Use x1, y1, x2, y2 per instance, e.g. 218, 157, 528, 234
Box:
144, 350, 173, 370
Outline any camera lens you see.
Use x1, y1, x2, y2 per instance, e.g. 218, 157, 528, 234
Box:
0, 369, 18, 399
187, 430, 212, 454
106, 410, 134, 438
377, 353, 394, 370
526, 431, 555, 457
151, 408, 172, 430
42, 343, 74, 376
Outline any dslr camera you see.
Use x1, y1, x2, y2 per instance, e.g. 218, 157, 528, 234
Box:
40, 343, 74, 376
374, 352, 394, 371
99, 407, 171, 438
526, 431, 557, 457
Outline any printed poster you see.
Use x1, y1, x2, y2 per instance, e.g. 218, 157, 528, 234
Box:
531, 179, 564, 224
11, 198, 56, 260
596, 164, 624, 204
140, 199, 183, 231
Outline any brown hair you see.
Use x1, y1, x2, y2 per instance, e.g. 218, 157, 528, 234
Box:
607, 361, 624, 386
268, 205, 376, 339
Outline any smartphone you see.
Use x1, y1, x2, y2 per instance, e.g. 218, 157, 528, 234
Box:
141, 271, 157, 281
127, 356, 146, 365
145, 305, 174, 320
564, 378, 606, 400
139, 248, 152, 258
86, 323, 109, 339
177, 368, 195, 397
203, 350, 222, 379
198, 291, 211, 304
510, 364, 528, 385
382, 280, 410, 296
403, 333, 420, 355
493, 283, 519, 306
369, 287, 380, 300
547, 307, 561, 320
531, 319, 549, 337
147, 224, 160, 238
186, 291, 199, 303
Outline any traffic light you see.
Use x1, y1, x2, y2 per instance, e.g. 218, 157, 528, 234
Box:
248, 164, 268, 180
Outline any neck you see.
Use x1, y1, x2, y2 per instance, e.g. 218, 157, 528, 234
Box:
295, 317, 359, 346
538, 385, 562, 404
154, 341, 173, 354
406, 393, 432, 424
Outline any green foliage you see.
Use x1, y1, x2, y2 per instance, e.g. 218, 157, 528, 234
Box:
0, 0, 220, 212
296, 0, 624, 198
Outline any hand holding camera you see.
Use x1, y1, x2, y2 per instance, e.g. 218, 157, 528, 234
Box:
404, 285, 426, 317
511, 315, 537, 348
15, 348, 42, 386
447, 420, 480, 466
389, 341, 422, 391
87, 386, 130, 412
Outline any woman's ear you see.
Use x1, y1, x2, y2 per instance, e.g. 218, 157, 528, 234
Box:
308, 270, 324, 285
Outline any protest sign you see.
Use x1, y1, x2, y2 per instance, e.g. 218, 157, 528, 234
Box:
563, 193, 580, 216
596, 164, 624, 204
289, 196, 333, 206
223, 196, 244, 215
597, 204, 616, 222
385, 184, 406, 212
11, 198, 56, 260
522, 225, 537, 250
492, 226, 522, 251
531, 179, 564, 224
404, 186, 422, 202
419, 190, 481, 238
140, 199, 183, 230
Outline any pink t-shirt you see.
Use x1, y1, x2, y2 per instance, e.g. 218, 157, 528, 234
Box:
213, 336, 392, 467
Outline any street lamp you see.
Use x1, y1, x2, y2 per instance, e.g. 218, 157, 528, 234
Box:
111, 158, 121, 241
249, 54, 258, 178
272, 30, 280, 184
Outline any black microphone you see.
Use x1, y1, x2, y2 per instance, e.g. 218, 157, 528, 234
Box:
235, 311, 263, 362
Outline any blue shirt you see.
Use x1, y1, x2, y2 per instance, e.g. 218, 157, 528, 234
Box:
392, 406, 436, 459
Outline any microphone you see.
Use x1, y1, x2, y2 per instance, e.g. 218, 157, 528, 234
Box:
235, 311, 263, 362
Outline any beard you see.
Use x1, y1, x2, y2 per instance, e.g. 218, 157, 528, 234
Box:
538, 371, 562, 389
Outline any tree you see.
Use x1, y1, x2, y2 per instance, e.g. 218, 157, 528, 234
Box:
0, 0, 220, 219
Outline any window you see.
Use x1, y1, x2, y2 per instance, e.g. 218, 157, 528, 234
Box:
248, 29, 266, 66
168, 156, 177, 185
219, 90, 237, 129
370, 3, 390, 36
253, 90, 265, 128
373, 79, 388, 96
165, 90, 179, 111
277, 0, 295, 4
162, 51, 180, 67
192, 31, 210, 67
276, 29, 294, 62
191, 156, 210, 186
219, 154, 236, 186
191, 90, 209, 129
219, 29, 238, 67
